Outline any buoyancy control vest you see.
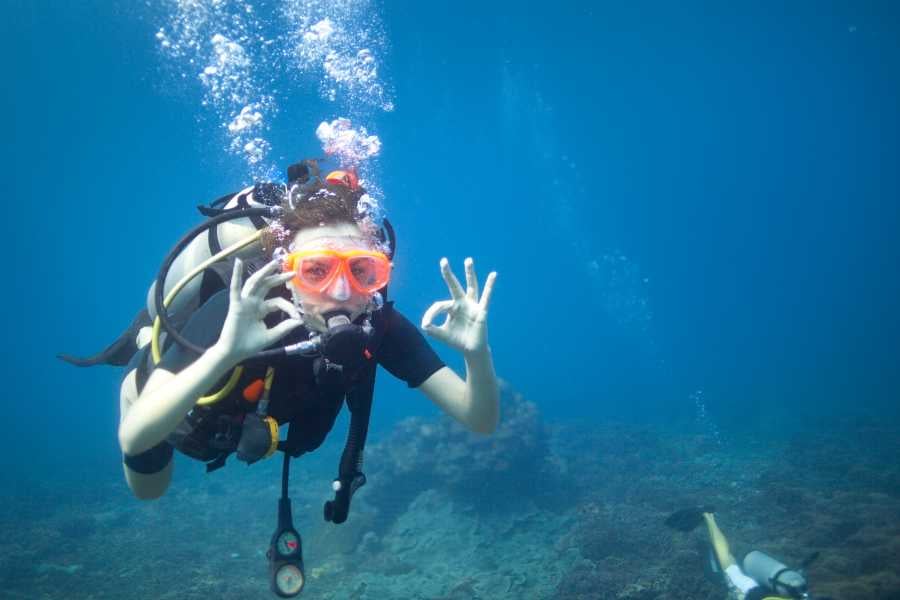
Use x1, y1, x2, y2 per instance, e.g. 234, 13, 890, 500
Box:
142, 293, 394, 487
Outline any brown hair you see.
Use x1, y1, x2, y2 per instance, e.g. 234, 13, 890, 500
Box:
259, 179, 371, 257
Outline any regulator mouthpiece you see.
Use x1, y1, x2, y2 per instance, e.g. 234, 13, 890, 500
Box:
323, 311, 352, 329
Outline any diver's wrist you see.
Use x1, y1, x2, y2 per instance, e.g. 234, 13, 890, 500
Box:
208, 339, 247, 367
463, 343, 492, 364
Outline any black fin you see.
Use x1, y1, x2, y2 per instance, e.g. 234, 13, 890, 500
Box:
665, 506, 715, 532
58, 309, 151, 367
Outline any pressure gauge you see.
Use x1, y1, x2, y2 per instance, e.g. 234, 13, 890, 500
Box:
276, 530, 301, 557
274, 563, 305, 597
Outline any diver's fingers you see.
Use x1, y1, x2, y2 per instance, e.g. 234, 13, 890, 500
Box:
266, 318, 304, 343
440, 258, 466, 300
464, 257, 479, 301
422, 300, 453, 331
230, 258, 244, 304
261, 271, 297, 293
478, 272, 498, 312
244, 259, 281, 296
263, 297, 301, 321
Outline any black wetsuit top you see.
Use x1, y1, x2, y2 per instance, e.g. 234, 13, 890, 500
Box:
123, 291, 444, 473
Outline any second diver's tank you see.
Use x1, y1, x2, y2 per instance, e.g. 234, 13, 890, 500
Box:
743, 550, 808, 597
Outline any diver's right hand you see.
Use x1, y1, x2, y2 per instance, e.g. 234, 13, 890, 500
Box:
216, 258, 303, 363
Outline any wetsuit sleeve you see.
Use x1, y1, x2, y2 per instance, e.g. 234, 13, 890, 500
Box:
377, 308, 446, 388
123, 441, 174, 474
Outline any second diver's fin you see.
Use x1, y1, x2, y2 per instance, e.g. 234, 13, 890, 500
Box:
664, 506, 716, 532
58, 309, 152, 367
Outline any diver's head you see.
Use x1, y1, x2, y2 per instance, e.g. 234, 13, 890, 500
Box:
261, 169, 390, 332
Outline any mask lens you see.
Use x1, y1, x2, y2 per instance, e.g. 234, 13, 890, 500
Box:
347, 255, 390, 292
295, 255, 340, 291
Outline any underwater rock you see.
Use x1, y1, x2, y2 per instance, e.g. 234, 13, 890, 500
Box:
366, 380, 550, 514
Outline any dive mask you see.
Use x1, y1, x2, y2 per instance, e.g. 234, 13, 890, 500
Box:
283, 249, 391, 295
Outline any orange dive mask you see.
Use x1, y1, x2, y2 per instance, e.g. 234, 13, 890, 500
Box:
283, 249, 392, 295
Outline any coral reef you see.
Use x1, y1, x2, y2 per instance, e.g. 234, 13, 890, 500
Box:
364, 380, 553, 517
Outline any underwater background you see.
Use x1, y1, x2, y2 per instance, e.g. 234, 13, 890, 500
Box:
2, 1, 899, 598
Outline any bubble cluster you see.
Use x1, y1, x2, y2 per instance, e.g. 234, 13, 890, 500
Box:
154, 0, 394, 182
155, 0, 277, 179
283, 0, 394, 112
315, 117, 381, 164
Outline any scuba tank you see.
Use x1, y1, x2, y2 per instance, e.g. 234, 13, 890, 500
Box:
148, 159, 329, 324
743, 550, 809, 598
145, 182, 282, 323
145, 156, 341, 327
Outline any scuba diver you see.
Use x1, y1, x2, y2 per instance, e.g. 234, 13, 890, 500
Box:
666, 507, 834, 600
61, 160, 499, 596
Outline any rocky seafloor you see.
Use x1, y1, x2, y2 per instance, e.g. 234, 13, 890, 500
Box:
1, 383, 898, 599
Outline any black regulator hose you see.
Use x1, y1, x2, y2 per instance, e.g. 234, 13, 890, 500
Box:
154, 206, 279, 357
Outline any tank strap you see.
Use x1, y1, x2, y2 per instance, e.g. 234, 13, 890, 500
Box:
208, 191, 236, 209
205, 186, 272, 257
135, 346, 153, 393
769, 568, 800, 594
207, 190, 251, 255
237, 188, 269, 229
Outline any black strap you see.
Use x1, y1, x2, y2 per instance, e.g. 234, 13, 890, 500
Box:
208, 191, 237, 209
281, 451, 291, 500
236, 189, 269, 229
205, 187, 274, 255
206, 193, 244, 256
136, 346, 152, 393
770, 568, 804, 596
123, 441, 174, 474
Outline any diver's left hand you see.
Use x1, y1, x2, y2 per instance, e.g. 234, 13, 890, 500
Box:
422, 257, 497, 355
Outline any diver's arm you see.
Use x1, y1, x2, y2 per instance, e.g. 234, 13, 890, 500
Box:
418, 353, 499, 434
118, 259, 301, 456
420, 258, 499, 434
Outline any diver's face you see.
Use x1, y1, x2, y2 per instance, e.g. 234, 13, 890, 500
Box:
287, 222, 376, 331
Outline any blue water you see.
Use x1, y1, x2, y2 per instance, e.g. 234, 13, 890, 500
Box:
2, 1, 899, 598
